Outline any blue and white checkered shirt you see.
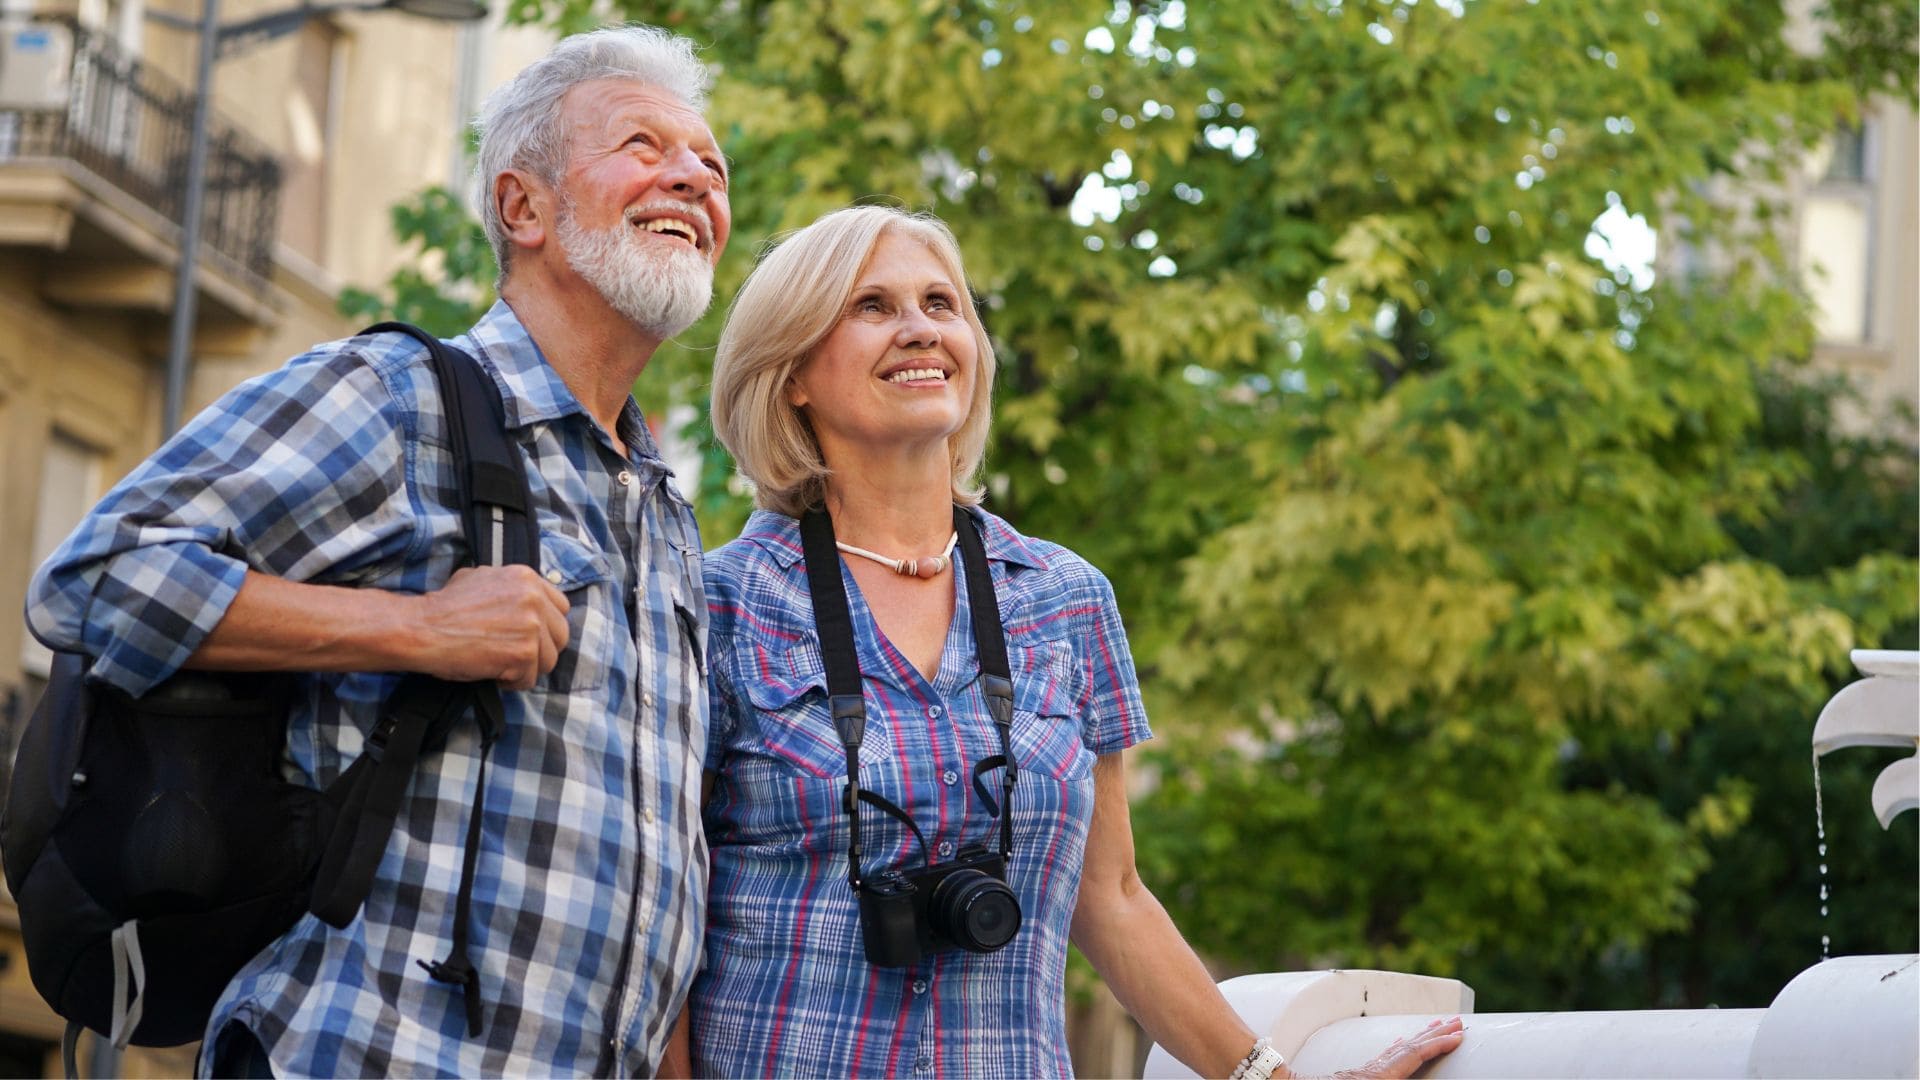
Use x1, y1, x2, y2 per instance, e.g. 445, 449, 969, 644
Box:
691, 508, 1151, 1078
24, 300, 708, 1077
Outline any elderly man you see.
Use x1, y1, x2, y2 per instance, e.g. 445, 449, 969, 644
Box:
24, 25, 728, 1077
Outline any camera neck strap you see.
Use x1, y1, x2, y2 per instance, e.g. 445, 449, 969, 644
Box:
799, 506, 1018, 892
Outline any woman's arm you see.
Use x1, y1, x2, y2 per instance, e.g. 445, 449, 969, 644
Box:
1071, 751, 1462, 1079
1070, 752, 1270, 1077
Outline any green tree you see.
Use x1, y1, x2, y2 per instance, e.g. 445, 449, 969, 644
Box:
346, 0, 1919, 1012
338, 186, 496, 336
1514, 376, 1919, 1011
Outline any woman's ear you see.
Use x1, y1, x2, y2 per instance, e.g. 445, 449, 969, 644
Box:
784, 373, 810, 410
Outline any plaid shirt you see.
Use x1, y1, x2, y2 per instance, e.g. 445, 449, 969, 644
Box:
24, 301, 708, 1077
691, 508, 1151, 1079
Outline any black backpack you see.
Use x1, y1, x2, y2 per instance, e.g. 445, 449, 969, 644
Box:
1, 323, 537, 1067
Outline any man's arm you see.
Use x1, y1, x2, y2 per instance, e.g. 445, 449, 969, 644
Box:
24, 341, 564, 693
187, 566, 570, 691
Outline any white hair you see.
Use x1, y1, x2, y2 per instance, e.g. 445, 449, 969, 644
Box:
473, 24, 712, 276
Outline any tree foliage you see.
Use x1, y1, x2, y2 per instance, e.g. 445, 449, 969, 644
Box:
345, 0, 1919, 1011
338, 186, 496, 336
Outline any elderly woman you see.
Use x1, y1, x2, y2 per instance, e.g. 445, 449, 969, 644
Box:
667, 205, 1462, 1079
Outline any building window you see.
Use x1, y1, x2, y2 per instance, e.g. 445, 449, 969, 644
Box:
1800, 121, 1877, 345
1822, 125, 1868, 182
20, 431, 105, 679
279, 20, 342, 263
76, 0, 144, 52
64, 0, 147, 168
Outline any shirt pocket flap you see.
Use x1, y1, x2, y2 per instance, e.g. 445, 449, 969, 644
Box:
737, 641, 888, 777
1008, 636, 1093, 780
739, 640, 828, 711
536, 532, 614, 694
539, 532, 613, 592
1011, 636, 1083, 719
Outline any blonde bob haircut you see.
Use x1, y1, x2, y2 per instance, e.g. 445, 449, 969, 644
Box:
711, 205, 996, 517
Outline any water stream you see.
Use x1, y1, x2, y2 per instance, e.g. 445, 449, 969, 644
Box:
1813, 749, 1830, 960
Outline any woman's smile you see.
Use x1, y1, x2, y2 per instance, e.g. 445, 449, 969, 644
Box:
786, 229, 978, 451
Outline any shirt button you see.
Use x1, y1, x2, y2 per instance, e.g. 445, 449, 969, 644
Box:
911, 979, 928, 995
942, 770, 958, 786
641, 691, 653, 709
617, 469, 635, 486
915, 1057, 933, 1072
927, 705, 942, 719
644, 807, 656, 824
545, 569, 563, 584
936, 841, 953, 858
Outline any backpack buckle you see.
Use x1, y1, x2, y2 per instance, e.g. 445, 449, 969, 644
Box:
363, 716, 399, 762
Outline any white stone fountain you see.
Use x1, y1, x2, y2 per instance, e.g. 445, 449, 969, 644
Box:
1146, 650, 1920, 1079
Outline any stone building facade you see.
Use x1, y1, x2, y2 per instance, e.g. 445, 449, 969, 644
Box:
0, 2, 547, 1071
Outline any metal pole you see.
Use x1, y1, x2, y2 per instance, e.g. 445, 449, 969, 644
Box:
160, 0, 221, 438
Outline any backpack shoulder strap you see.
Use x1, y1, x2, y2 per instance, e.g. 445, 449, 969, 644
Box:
360, 321, 538, 569
307, 324, 537, 1010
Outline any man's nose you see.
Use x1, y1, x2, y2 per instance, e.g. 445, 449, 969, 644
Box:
656, 145, 712, 198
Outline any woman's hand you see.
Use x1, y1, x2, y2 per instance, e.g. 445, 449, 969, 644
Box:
1321, 1016, 1466, 1079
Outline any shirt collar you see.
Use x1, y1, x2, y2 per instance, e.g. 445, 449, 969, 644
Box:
457, 298, 668, 468
742, 506, 1049, 572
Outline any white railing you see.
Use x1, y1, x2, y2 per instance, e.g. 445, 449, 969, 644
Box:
1147, 651, 1920, 1079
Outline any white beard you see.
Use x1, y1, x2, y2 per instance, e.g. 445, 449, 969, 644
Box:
557, 201, 714, 340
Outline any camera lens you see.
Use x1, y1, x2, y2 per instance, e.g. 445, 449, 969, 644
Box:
930, 870, 1022, 953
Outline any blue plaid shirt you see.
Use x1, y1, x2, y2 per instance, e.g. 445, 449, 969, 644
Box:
691, 508, 1151, 1078
24, 301, 709, 1077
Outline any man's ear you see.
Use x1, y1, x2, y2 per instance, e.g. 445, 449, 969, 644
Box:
496, 169, 550, 254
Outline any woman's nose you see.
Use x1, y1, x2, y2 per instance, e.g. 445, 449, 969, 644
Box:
895, 307, 941, 349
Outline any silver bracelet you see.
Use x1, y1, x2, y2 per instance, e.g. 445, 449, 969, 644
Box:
1230, 1036, 1286, 1080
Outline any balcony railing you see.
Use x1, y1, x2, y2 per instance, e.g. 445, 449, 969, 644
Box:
1, 21, 281, 283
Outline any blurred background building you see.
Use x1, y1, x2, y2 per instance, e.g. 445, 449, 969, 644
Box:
0, 0, 549, 1070
1793, 95, 1916, 431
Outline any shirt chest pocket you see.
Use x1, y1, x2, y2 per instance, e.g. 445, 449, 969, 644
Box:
1007, 634, 1094, 782
737, 641, 892, 779
539, 531, 615, 693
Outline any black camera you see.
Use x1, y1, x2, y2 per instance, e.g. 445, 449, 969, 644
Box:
858, 845, 1023, 967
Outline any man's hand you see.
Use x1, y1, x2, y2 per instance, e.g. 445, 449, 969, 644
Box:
414, 565, 571, 690
186, 568, 570, 690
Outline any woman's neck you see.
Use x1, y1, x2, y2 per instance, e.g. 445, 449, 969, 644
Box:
819, 450, 955, 555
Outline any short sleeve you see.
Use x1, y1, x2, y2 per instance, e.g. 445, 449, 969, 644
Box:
704, 620, 742, 772
701, 558, 745, 772
1076, 570, 1152, 755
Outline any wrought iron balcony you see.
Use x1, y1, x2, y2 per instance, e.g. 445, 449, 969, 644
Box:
0, 19, 281, 288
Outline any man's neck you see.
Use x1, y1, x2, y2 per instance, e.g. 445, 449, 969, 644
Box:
500, 271, 662, 453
